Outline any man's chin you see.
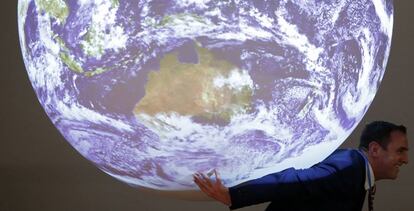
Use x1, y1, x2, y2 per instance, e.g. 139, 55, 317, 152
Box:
389, 172, 399, 180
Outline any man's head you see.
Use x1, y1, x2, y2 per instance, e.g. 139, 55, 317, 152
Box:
359, 121, 409, 180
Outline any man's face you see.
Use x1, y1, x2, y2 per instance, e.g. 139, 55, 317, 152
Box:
375, 131, 409, 180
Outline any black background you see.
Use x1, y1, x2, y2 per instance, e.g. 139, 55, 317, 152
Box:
1, 1, 413, 210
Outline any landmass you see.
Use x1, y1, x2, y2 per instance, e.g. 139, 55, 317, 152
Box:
134, 45, 254, 123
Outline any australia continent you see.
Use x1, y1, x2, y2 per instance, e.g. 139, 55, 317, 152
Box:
133, 46, 254, 124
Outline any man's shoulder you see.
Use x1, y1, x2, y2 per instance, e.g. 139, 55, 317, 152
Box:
330, 148, 363, 158
322, 148, 366, 169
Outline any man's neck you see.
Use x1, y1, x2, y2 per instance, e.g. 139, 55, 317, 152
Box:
360, 149, 379, 181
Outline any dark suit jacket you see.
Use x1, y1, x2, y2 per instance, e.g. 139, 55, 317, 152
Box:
228, 149, 367, 211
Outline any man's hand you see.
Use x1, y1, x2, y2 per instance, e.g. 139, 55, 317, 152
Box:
193, 170, 231, 206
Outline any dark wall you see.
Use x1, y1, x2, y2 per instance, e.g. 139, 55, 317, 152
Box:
1, 1, 413, 211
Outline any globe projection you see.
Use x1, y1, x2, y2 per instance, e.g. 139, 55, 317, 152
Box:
18, 0, 393, 194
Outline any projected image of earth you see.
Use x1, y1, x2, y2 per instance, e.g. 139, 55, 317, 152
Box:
18, 0, 393, 190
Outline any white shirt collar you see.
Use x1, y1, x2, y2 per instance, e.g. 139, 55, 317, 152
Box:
364, 160, 375, 190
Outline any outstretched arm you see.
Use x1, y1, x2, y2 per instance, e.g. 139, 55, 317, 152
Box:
228, 150, 366, 209
193, 170, 231, 206
194, 150, 365, 210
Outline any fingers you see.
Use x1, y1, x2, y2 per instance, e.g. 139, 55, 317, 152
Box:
193, 170, 223, 187
193, 173, 211, 189
214, 169, 222, 185
193, 171, 231, 206
194, 178, 209, 193
200, 172, 213, 186
193, 170, 225, 192
193, 173, 215, 197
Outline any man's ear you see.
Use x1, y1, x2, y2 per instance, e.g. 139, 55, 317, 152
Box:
368, 141, 382, 157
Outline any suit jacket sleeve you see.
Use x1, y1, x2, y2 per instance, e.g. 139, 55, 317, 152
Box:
228, 150, 365, 210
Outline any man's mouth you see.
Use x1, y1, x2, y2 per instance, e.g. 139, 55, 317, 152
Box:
395, 165, 400, 172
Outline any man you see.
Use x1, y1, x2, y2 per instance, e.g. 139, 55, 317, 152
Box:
193, 121, 409, 211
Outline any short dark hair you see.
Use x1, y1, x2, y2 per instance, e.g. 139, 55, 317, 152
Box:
359, 121, 407, 150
